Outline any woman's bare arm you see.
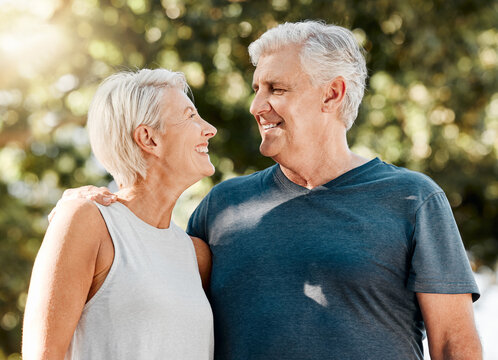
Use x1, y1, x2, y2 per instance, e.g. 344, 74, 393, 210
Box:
22, 199, 109, 360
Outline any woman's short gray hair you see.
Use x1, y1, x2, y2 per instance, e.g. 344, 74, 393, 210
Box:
87, 68, 189, 187
248, 21, 367, 130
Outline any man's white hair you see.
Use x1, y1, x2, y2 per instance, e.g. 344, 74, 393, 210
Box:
248, 20, 367, 130
87, 68, 189, 187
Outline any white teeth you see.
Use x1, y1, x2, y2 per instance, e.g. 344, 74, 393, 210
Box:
195, 146, 208, 153
262, 123, 278, 130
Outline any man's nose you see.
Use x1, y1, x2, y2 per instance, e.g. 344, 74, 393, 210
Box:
250, 91, 271, 116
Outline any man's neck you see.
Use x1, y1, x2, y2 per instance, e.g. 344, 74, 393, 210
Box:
278, 151, 369, 190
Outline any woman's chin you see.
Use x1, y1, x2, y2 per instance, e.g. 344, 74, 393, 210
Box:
192, 164, 215, 180
204, 164, 216, 177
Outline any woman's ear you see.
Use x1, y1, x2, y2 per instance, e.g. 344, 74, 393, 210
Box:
322, 76, 346, 113
133, 125, 158, 155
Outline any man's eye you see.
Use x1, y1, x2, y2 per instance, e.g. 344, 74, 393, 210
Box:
272, 88, 285, 95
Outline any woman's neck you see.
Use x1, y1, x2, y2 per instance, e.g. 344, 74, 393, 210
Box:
116, 171, 192, 229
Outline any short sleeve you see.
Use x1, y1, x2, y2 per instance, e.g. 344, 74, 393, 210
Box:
407, 192, 480, 301
186, 191, 211, 243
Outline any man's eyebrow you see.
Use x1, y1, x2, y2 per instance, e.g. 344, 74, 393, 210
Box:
252, 80, 289, 89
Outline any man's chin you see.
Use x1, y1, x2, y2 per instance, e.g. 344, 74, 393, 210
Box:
259, 142, 279, 158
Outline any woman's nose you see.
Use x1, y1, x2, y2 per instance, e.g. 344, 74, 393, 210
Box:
202, 119, 217, 138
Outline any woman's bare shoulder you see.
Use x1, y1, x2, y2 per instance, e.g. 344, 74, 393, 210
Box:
54, 197, 101, 219
47, 198, 109, 249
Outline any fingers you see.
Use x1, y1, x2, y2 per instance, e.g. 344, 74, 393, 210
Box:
98, 186, 114, 197
48, 185, 118, 222
87, 193, 118, 205
81, 186, 117, 205
63, 185, 116, 204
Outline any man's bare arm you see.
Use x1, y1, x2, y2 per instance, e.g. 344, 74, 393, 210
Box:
417, 292, 481, 360
190, 236, 212, 291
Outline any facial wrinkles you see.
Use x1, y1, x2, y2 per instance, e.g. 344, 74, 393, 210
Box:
168, 109, 195, 128
254, 82, 293, 124
259, 108, 282, 124
254, 49, 315, 124
284, 89, 325, 153
164, 118, 198, 160
157, 90, 210, 177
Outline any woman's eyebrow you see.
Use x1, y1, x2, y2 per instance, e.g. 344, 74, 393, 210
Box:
183, 106, 196, 115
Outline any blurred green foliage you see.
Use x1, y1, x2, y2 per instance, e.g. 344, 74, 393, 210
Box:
0, 0, 497, 356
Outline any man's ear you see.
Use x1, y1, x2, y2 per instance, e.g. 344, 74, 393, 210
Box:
322, 76, 346, 113
133, 125, 158, 155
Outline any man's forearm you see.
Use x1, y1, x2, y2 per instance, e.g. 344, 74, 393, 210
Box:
430, 335, 482, 360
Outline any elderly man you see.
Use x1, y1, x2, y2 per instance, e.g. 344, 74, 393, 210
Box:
57, 21, 480, 360
187, 21, 481, 360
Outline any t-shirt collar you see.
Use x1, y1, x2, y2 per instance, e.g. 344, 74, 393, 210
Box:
272, 157, 382, 193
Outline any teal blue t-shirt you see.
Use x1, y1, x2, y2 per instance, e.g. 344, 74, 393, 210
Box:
187, 158, 479, 360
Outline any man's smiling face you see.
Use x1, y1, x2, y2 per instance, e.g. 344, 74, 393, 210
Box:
249, 45, 327, 165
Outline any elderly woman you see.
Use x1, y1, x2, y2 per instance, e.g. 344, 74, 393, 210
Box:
22, 69, 216, 359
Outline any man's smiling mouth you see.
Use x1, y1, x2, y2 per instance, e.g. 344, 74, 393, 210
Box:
262, 122, 282, 131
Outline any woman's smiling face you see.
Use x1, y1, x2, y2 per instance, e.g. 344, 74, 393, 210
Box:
154, 87, 217, 182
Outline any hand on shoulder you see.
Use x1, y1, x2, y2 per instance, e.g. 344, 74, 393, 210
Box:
48, 185, 118, 222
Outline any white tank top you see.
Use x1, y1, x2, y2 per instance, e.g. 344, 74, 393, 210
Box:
65, 202, 214, 360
